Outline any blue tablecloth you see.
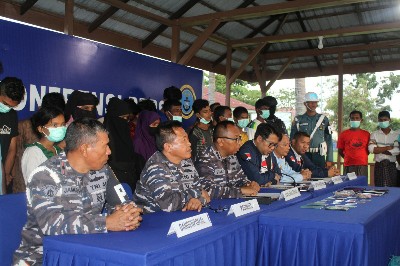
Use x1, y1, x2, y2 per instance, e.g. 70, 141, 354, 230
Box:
43, 195, 313, 266
258, 186, 400, 266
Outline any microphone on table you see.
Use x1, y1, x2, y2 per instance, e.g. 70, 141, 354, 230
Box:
238, 153, 297, 187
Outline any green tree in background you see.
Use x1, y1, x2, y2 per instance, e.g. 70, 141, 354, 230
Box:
325, 73, 399, 132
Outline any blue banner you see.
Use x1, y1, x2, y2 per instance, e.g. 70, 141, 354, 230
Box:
0, 19, 202, 127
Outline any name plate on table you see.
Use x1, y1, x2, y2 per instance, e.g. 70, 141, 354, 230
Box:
331, 175, 343, 184
279, 187, 301, 201
167, 213, 212, 238
227, 199, 260, 217
311, 180, 326, 191
347, 172, 357, 180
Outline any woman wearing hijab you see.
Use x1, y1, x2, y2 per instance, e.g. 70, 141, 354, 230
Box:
64, 90, 99, 125
21, 107, 66, 184
104, 97, 145, 191
133, 110, 160, 161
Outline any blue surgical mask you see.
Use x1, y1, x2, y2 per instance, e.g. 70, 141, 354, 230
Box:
44, 126, 67, 142
261, 110, 270, 119
0, 102, 12, 113
378, 121, 390, 129
350, 121, 360, 128
172, 116, 183, 122
237, 118, 249, 129
199, 117, 211, 125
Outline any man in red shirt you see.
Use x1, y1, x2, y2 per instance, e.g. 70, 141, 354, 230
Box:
338, 110, 370, 176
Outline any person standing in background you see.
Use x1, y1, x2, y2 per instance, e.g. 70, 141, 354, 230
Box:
368, 111, 399, 186
338, 110, 370, 176
0, 77, 25, 194
233, 106, 250, 146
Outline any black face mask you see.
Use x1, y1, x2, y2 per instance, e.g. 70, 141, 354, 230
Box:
149, 126, 158, 136
73, 108, 97, 120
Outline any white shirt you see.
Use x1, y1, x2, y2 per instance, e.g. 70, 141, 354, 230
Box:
368, 129, 399, 163
273, 152, 304, 183
21, 145, 49, 185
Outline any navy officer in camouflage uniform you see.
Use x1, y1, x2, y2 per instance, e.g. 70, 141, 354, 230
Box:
194, 121, 260, 199
13, 118, 143, 266
134, 120, 210, 213
237, 123, 282, 186
290, 92, 333, 168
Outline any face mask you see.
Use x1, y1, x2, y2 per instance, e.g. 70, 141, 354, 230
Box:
172, 116, 183, 122
149, 126, 158, 136
73, 107, 97, 120
226, 118, 234, 122
44, 126, 67, 142
378, 121, 390, 129
199, 117, 211, 125
237, 118, 249, 129
350, 121, 360, 128
260, 110, 270, 119
0, 102, 11, 113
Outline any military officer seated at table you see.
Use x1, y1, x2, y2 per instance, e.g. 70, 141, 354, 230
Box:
273, 134, 311, 183
237, 123, 282, 186
13, 118, 143, 266
285, 131, 340, 178
134, 120, 210, 213
194, 121, 260, 199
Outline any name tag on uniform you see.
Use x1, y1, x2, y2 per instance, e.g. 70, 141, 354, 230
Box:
331, 175, 343, 184
214, 168, 225, 175
62, 185, 81, 195
347, 172, 357, 180
311, 180, 326, 191
227, 199, 260, 217
167, 213, 212, 238
279, 187, 301, 201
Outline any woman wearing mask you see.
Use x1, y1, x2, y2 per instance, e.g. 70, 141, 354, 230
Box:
64, 90, 99, 125
133, 110, 160, 161
104, 97, 145, 191
21, 107, 66, 184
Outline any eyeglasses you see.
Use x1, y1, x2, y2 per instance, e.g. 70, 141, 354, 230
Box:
218, 136, 242, 143
206, 205, 229, 213
263, 139, 279, 148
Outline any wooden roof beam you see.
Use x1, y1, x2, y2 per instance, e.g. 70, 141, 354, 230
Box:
265, 57, 295, 91
176, 0, 376, 27
262, 39, 400, 60
141, 0, 200, 48
97, 0, 174, 27
88, 0, 129, 33
20, 0, 38, 15
231, 21, 400, 47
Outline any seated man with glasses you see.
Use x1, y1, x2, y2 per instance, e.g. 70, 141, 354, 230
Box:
237, 123, 282, 186
134, 120, 210, 213
194, 121, 260, 199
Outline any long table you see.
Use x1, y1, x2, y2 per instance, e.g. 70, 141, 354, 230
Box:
42, 177, 368, 266
258, 186, 400, 266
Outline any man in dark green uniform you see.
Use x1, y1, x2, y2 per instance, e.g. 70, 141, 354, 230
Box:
290, 92, 333, 168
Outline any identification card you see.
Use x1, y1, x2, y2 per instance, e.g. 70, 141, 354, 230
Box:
347, 172, 357, 180
331, 175, 343, 184
279, 187, 301, 201
167, 213, 212, 238
311, 180, 326, 191
227, 199, 260, 217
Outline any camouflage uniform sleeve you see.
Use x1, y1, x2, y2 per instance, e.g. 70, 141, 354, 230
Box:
195, 151, 242, 199
145, 164, 190, 212
324, 117, 334, 162
27, 166, 107, 235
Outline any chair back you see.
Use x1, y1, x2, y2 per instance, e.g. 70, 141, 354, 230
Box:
121, 183, 133, 200
0, 193, 27, 265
